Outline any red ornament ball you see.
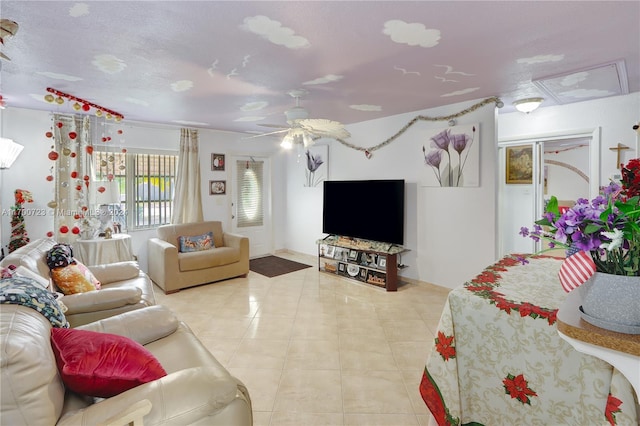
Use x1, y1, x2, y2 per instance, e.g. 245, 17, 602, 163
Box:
75, 185, 82, 191
56, 122, 63, 128
81, 206, 88, 211
70, 171, 78, 179
117, 129, 123, 134
97, 186, 106, 193
46, 231, 54, 238
48, 151, 59, 161
70, 152, 77, 158
46, 175, 54, 182
45, 131, 53, 138
68, 131, 77, 140
71, 226, 80, 235
83, 175, 90, 181
121, 148, 127, 153
82, 104, 90, 112
107, 173, 114, 181
86, 146, 94, 155
59, 225, 69, 234
74, 214, 81, 220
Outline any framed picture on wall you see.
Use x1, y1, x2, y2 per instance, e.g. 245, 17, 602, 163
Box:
211, 153, 225, 171
505, 145, 533, 184
209, 180, 226, 195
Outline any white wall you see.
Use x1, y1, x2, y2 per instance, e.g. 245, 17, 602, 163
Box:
0, 108, 286, 270
285, 98, 499, 289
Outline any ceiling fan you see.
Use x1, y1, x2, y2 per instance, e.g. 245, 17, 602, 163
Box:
249, 89, 350, 149
0, 19, 19, 61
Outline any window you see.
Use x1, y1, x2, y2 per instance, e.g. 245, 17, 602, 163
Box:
236, 159, 264, 228
94, 149, 178, 230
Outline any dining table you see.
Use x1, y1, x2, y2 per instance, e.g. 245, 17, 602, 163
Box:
420, 254, 637, 426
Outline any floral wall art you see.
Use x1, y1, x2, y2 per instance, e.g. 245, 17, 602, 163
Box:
422, 124, 479, 187
303, 145, 328, 187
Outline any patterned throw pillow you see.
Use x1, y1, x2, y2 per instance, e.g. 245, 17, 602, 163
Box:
178, 232, 215, 253
51, 260, 101, 295
46, 243, 75, 269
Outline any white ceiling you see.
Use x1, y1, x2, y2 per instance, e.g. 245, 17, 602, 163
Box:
1, 1, 639, 136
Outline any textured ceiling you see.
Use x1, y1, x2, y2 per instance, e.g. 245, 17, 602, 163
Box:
1, 1, 639, 136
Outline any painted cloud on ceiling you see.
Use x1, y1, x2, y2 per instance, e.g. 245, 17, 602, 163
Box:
234, 116, 266, 122
350, 104, 382, 112
241, 15, 310, 49
125, 97, 149, 107
171, 80, 193, 92
69, 3, 89, 17
560, 72, 588, 86
93, 54, 127, 74
441, 88, 479, 97
383, 20, 440, 48
560, 88, 616, 98
241, 101, 269, 111
517, 54, 564, 65
303, 74, 343, 85
36, 71, 82, 81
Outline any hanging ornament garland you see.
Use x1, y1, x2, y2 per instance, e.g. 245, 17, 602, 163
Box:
44, 87, 124, 121
335, 97, 502, 159
42, 88, 125, 240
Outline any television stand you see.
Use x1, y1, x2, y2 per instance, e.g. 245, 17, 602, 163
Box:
316, 235, 407, 291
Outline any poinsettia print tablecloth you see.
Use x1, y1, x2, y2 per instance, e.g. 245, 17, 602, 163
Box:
420, 255, 638, 426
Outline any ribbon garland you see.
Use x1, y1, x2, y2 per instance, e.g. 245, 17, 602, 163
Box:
334, 97, 502, 158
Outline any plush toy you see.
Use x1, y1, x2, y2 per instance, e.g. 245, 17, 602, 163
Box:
8, 189, 33, 253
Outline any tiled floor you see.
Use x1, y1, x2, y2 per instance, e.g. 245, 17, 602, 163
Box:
154, 252, 450, 426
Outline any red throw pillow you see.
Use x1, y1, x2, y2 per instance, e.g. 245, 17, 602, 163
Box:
50, 328, 167, 398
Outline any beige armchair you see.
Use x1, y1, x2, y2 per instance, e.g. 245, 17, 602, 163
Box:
147, 221, 249, 294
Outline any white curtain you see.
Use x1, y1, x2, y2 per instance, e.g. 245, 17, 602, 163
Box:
172, 128, 203, 224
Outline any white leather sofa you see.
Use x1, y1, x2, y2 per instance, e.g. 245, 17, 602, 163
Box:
0, 304, 253, 425
148, 221, 249, 294
1, 238, 155, 327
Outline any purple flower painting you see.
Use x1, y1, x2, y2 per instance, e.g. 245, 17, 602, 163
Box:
304, 146, 328, 187
422, 124, 479, 187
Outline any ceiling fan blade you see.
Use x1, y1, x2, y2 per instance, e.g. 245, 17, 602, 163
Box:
242, 128, 290, 139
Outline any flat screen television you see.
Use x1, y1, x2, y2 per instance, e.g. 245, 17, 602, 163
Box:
322, 179, 405, 246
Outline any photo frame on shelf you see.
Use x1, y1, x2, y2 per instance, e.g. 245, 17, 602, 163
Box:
348, 249, 358, 260
505, 145, 533, 184
209, 180, 226, 195
338, 263, 346, 272
326, 245, 335, 258
211, 153, 225, 171
378, 256, 387, 268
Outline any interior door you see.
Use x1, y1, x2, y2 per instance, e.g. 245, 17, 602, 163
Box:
231, 156, 272, 258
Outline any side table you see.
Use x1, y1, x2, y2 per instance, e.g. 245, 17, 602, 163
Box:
557, 287, 640, 397
73, 234, 134, 266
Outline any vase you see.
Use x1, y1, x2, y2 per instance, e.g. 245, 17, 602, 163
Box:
80, 229, 98, 240
578, 272, 640, 334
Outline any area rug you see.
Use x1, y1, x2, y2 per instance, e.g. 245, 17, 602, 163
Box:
249, 255, 312, 278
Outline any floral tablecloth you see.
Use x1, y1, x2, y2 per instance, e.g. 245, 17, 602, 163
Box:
420, 255, 638, 426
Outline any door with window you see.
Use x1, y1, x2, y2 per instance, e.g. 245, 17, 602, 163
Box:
231, 156, 272, 258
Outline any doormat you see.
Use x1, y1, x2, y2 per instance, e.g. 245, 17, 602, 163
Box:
249, 255, 312, 278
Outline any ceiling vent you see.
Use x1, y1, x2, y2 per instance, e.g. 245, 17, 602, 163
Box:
533, 60, 628, 105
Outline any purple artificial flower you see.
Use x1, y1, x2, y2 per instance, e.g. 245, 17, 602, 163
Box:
516, 256, 529, 265
306, 150, 324, 172
425, 150, 442, 168
430, 129, 450, 151
519, 227, 529, 237
450, 133, 469, 154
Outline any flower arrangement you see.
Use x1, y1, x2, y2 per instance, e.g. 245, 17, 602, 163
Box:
520, 158, 640, 276
75, 216, 102, 239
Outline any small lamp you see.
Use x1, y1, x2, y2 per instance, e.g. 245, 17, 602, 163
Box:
95, 180, 121, 235
0, 137, 24, 169
513, 97, 544, 114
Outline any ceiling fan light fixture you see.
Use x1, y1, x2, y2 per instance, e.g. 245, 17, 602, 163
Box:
513, 97, 544, 114
280, 133, 294, 149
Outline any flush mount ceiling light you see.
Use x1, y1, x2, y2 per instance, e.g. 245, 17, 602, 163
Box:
513, 97, 544, 114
